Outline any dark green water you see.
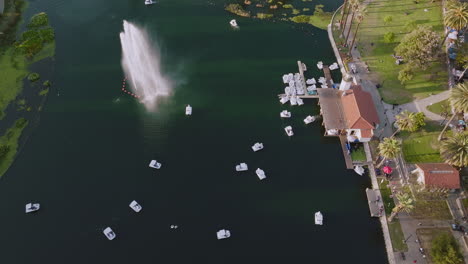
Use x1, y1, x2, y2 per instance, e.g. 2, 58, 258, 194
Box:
0, 0, 388, 263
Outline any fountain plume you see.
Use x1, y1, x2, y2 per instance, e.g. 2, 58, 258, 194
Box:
120, 20, 171, 110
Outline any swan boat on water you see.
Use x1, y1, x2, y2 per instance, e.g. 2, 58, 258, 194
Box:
236, 163, 248, 171
354, 165, 365, 176
149, 160, 162, 169
217, 229, 231, 240
256, 168, 266, 180
315, 211, 323, 225
103, 227, 116, 240
129, 200, 142, 213
304, 115, 316, 124
25, 203, 40, 213
280, 110, 291, 118
251, 142, 264, 152
185, 105, 192, 116
145, 0, 155, 5
230, 19, 238, 27
284, 126, 294, 137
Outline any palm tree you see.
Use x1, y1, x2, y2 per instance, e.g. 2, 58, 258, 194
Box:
440, 132, 468, 167
348, 8, 366, 53
439, 83, 468, 140
341, 0, 352, 36
377, 137, 402, 167
345, 0, 360, 44
392, 110, 426, 137
388, 192, 414, 222
442, 1, 468, 46
340, 0, 350, 30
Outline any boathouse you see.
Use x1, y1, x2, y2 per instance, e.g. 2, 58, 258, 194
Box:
317, 84, 379, 142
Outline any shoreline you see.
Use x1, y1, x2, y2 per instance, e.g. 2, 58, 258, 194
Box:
327, 5, 397, 264
0, 2, 56, 178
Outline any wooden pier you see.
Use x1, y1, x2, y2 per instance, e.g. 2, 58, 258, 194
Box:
366, 188, 383, 217
338, 135, 354, 169
323, 65, 334, 88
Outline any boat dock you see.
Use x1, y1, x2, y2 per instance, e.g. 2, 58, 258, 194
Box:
323, 65, 334, 88
338, 135, 353, 169
277, 61, 335, 99
365, 188, 384, 217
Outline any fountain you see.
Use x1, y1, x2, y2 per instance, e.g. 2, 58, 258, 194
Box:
119, 20, 172, 110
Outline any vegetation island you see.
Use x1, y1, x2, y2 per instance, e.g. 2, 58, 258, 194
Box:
0, 0, 55, 177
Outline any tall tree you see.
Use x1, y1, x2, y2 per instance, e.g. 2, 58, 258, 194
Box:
341, 0, 352, 36
388, 193, 414, 222
439, 83, 468, 140
443, 1, 468, 43
348, 8, 366, 53
392, 110, 426, 137
395, 25, 440, 70
440, 133, 468, 168
377, 137, 402, 167
344, 0, 360, 44
340, 0, 349, 29
431, 233, 464, 264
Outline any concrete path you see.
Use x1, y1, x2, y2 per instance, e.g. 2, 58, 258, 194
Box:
399, 91, 450, 122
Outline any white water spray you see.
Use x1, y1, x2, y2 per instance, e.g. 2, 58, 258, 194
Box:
119, 20, 172, 110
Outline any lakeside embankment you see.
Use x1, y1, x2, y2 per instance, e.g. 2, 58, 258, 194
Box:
0, 0, 55, 177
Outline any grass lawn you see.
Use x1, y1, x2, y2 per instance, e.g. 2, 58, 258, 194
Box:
0, 118, 29, 177
400, 122, 443, 163
427, 99, 450, 116
411, 200, 452, 220
355, 0, 447, 104
350, 144, 366, 161
463, 199, 468, 213
416, 228, 461, 264
380, 179, 409, 251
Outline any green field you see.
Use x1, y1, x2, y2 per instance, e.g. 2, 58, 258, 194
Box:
427, 99, 450, 116
354, 0, 447, 104
350, 145, 366, 161
400, 122, 443, 163
0, 118, 29, 177
411, 200, 452, 220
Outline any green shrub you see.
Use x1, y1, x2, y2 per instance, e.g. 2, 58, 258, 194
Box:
314, 4, 324, 15
39, 88, 49, 96
38, 27, 55, 42
383, 15, 393, 24
383, 32, 395, 43
28, 73, 40, 82
225, 4, 250, 17
28, 12, 49, 28
257, 13, 274, 19
283, 4, 293, 8
43, 80, 51, 87
398, 66, 414, 84
290, 15, 311, 23
431, 233, 463, 264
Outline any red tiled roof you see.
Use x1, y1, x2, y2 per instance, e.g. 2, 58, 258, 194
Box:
341, 85, 380, 129
360, 129, 373, 138
416, 163, 460, 189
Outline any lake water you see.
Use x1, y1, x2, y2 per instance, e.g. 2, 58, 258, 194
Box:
0, 0, 388, 263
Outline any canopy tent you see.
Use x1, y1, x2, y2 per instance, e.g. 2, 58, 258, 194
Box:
383, 166, 393, 174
